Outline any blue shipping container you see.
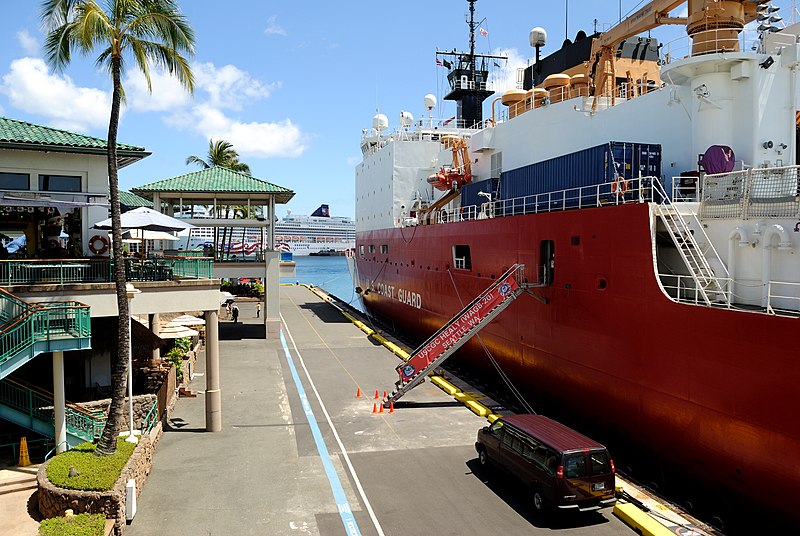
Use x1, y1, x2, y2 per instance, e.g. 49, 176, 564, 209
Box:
461, 177, 500, 208
499, 141, 662, 202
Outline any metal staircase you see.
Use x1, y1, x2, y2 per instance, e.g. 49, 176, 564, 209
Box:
0, 289, 92, 380
653, 182, 728, 306
386, 264, 526, 406
0, 379, 104, 446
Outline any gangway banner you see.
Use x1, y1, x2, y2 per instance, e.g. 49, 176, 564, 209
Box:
397, 272, 519, 381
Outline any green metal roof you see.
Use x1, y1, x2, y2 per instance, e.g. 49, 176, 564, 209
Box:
0, 116, 150, 167
120, 190, 153, 209
133, 166, 295, 204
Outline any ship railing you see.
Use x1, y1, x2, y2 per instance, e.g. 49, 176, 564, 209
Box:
698, 165, 800, 220
661, 27, 765, 64
659, 274, 800, 317
360, 118, 486, 156
432, 176, 655, 224
499, 77, 663, 122
766, 281, 800, 316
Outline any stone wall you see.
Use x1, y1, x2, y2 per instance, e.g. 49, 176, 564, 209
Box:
81, 394, 157, 431
38, 422, 163, 536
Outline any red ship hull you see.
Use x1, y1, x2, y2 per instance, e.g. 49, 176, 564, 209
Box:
355, 203, 800, 524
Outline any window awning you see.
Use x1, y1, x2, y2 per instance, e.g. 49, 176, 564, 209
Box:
0, 192, 109, 210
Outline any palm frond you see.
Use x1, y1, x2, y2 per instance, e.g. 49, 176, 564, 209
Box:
186, 155, 210, 169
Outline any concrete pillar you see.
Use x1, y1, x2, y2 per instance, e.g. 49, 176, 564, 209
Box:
205, 309, 222, 432
52, 351, 67, 453
264, 251, 281, 339
148, 313, 160, 367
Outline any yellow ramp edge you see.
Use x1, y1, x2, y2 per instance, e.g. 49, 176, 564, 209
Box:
613, 502, 675, 536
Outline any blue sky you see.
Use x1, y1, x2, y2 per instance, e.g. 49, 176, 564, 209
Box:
0, 0, 756, 218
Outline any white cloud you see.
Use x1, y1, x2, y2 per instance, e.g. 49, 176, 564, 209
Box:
16, 30, 38, 56
169, 104, 307, 159
264, 15, 286, 36
490, 48, 530, 94
194, 62, 277, 111
1, 58, 111, 131
346, 156, 360, 166
124, 68, 192, 112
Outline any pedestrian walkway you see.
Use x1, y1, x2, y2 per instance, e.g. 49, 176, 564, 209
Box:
126, 287, 631, 536
0, 464, 41, 536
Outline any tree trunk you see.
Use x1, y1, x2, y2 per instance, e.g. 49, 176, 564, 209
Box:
95, 56, 129, 456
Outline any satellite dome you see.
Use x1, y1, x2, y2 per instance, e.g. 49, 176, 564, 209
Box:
530, 27, 547, 48
400, 111, 414, 127
372, 113, 389, 131
424, 94, 437, 110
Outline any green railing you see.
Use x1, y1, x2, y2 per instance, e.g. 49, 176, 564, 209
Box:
0, 259, 113, 286
0, 295, 91, 368
140, 398, 159, 436
170, 257, 214, 279
0, 437, 52, 463
0, 257, 213, 285
0, 379, 105, 443
0, 289, 31, 328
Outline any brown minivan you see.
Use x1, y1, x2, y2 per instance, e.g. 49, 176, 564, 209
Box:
475, 414, 616, 513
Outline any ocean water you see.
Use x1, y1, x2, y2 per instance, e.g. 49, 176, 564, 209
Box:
281, 256, 363, 311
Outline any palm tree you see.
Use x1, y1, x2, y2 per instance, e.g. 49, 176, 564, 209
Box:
42, 0, 195, 456
186, 140, 251, 258
186, 139, 251, 174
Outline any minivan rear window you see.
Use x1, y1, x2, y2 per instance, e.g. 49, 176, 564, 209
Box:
563, 453, 588, 478
589, 450, 612, 475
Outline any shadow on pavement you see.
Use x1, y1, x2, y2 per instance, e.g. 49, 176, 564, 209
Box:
298, 302, 350, 323
465, 458, 610, 530
218, 321, 265, 340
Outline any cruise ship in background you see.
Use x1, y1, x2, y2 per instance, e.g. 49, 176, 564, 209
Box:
178, 204, 355, 256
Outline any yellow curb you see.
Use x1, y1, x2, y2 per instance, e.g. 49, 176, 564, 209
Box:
613, 502, 675, 536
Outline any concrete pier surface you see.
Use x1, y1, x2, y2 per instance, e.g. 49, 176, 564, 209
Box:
126, 285, 633, 535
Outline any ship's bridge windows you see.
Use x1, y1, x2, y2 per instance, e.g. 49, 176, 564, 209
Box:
453, 244, 472, 271
380, 244, 388, 254
540, 240, 554, 285
369, 244, 376, 254
359, 245, 364, 256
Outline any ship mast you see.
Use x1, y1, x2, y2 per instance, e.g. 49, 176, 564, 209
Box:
437, 0, 506, 127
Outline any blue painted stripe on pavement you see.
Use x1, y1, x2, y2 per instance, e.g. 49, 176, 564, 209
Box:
280, 329, 361, 536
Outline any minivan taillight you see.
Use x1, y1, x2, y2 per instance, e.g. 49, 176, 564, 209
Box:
556, 465, 564, 479
610, 459, 615, 473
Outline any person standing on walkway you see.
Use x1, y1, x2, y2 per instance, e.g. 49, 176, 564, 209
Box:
256, 302, 261, 318
232, 303, 240, 323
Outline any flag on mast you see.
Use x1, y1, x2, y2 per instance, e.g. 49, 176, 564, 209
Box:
479, 27, 488, 37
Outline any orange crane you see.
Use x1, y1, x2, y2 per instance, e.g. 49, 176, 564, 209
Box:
427, 136, 472, 191
587, 0, 766, 106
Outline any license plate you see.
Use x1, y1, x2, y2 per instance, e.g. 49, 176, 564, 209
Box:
592, 482, 605, 491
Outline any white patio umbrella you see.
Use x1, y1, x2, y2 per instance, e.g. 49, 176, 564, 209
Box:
168, 314, 206, 326
121, 229, 180, 242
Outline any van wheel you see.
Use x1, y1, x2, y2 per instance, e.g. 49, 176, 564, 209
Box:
478, 448, 488, 467
532, 489, 547, 512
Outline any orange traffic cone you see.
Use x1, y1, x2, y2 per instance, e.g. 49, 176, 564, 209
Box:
383, 390, 387, 400
378, 403, 384, 414
372, 403, 378, 414
389, 402, 394, 414
356, 387, 362, 398
374, 390, 379, 400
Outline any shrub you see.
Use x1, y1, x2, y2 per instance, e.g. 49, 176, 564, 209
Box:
47, 441, 135, 491
173, 337, 192, 353
39, 513, 105, 536
164, 347, 185, 384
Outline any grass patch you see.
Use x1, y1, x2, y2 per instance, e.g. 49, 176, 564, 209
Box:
39, 513, 105, 536
47, 441, 135, 491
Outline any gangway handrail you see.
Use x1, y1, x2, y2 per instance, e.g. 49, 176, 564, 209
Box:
385, 264, 528, 406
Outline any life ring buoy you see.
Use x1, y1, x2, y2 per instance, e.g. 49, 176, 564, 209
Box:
611, 178, 631, 195
88, 235, 110, 255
